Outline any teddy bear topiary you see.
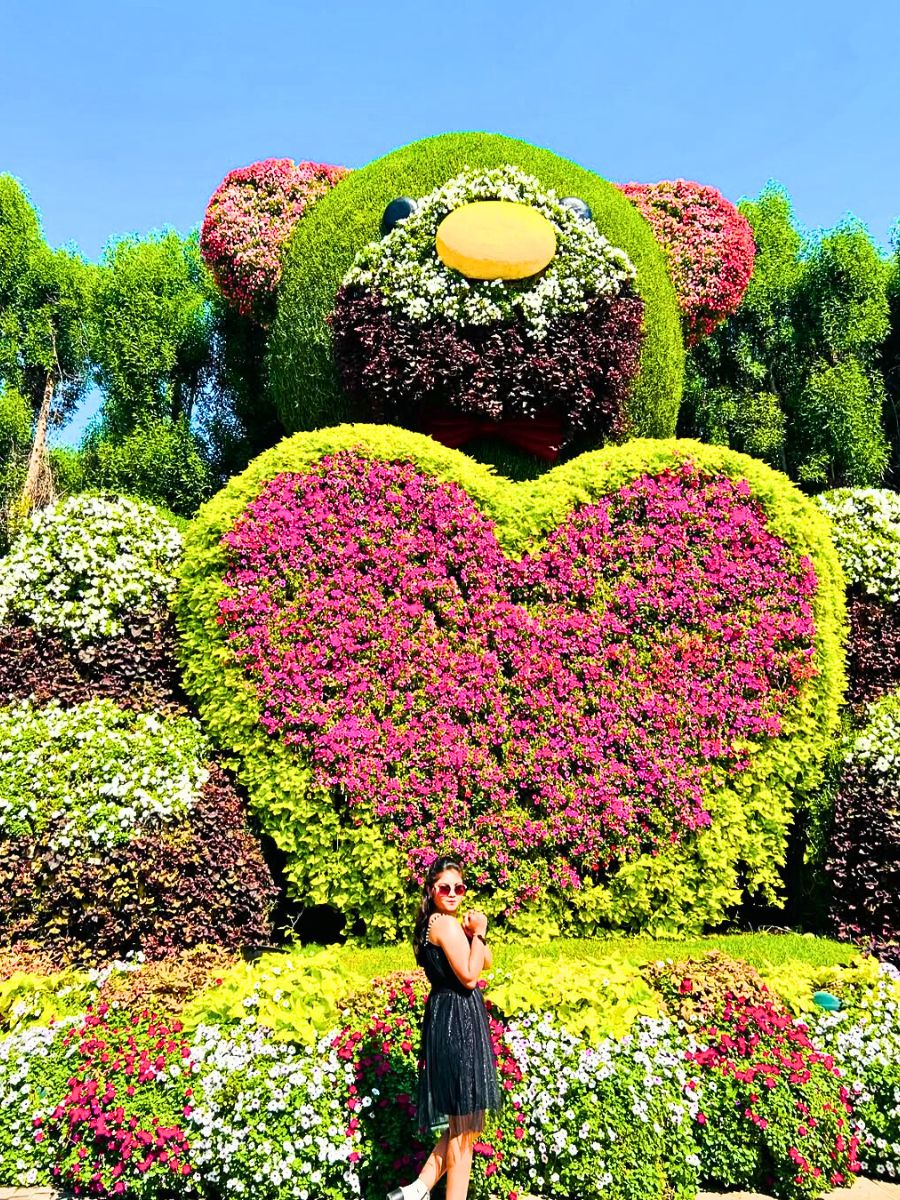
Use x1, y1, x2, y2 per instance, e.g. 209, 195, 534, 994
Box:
179, 133, 843, 943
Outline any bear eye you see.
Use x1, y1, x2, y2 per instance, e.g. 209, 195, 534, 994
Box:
560, 197, 592, 222
381, 197, 418, 236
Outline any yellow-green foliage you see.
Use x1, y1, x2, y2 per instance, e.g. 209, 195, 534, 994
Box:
270, 132, 684, 442
176, 426, 847, 943
488, 954, 660, 1040
180, 946, 368, 1044
0, 968, 97, 1034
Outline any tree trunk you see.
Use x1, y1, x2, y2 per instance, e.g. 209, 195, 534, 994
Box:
19, 369, 57, 515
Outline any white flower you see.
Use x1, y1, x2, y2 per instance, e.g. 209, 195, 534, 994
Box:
343, 165, 637, 338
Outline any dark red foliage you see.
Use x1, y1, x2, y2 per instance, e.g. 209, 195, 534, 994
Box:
845, 592, 900, 707
329, 285, 644, 443
0, 765, 277, 965
0, 616, 186, 712
825, 763, 900, 966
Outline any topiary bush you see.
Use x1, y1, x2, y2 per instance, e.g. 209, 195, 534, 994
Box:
825, 691, 900, 963
0, 699, 275, 962
269, 132, 684, 455
815, 488, 900, 604
177, 426, 846, 943
330, 165, 645, 449
814, 489, 900, 706
0, 494, 182, 644
620, 179, 756, 343
200, 157, 348, 320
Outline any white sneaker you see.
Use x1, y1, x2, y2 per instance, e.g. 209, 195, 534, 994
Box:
386, 1180, 430, 1200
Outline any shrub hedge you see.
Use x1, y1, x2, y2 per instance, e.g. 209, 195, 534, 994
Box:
0, 615, 185, 712
177, 426, 846, 943
826, 690, 900, 963
269, 132, 684, 445
0, 763, 276, 964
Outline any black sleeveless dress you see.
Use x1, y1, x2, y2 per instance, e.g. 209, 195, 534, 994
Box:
415, 917, 502, 1135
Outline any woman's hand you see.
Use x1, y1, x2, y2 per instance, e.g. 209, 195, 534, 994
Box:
463, 909, 488, 938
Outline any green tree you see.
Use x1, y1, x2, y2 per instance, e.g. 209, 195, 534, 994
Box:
79, 414, 211, 517
200, 297, 285, 484
90, 229, 214, 435
0, 175, 93, 512
682, 185, 891, 490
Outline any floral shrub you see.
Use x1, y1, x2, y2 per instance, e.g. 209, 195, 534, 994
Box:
188, 1021, 361, 1200
620, 179, 756, 342
331, 165, 644, 440
0, 758, 276, 965
0, 496, 182, 645
0, 1023, 71, 1188
684, 994, 859, 1198
0, 698, 208, 850
43, 1006, 197, 1197
177, 429, 845, 939
810, 961, 900, 1181
826, 691, 900, 962
815, 488, 900, 604
200, 157, 349, 319
218, 450, 817, 908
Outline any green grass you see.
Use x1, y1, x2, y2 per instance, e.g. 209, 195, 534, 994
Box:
331, 931, 859, 981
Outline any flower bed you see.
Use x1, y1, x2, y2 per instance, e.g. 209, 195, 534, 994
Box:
0, 953, 892, 1199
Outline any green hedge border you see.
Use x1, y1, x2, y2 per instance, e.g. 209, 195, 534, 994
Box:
269, 132, 685, 443
175, 427, 846, 942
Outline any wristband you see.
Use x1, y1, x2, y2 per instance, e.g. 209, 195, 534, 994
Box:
476, 934, 488, 945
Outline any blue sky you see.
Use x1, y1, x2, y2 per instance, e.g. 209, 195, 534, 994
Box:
2, 0, 899, 443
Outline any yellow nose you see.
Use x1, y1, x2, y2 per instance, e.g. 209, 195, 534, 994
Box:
435, 201, 557, 280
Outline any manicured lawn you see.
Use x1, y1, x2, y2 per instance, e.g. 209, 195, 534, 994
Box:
335, 930, 858, 980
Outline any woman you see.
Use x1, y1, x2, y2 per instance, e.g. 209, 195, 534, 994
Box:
387, 856, 502, 1200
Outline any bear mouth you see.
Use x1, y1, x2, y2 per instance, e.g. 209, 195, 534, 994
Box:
329, 283, 645, 453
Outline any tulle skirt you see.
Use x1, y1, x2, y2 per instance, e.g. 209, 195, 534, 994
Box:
416, 986, 503, 1135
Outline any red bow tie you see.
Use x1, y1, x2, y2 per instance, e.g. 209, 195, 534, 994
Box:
422, 409, 564, 462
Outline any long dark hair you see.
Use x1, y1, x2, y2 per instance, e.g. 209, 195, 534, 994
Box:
413, 855, 464, 963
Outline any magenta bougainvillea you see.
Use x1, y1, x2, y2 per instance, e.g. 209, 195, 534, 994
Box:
620, 180, 756, 342
217, 452, 817, 904
200, 157, 348, 318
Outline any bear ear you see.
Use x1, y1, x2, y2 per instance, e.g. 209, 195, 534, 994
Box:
200, 158, 349, 322
619, 180, 756, 344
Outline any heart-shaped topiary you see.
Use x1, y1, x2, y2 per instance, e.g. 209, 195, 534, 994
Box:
176, 427, 845, 942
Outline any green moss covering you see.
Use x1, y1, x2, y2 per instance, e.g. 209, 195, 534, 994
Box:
269, 132, 685, 452
176, 426, 846, 943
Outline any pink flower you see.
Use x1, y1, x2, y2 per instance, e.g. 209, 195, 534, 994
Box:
620, 179, 755, 343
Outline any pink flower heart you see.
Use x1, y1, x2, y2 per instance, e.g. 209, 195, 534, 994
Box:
218, 452, 816, 907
